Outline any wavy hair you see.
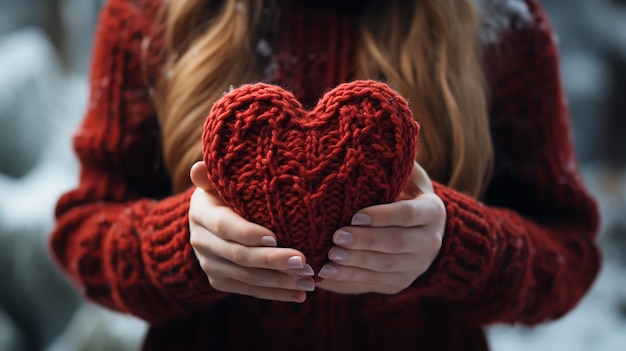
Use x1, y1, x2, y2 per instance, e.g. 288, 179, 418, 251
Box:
157, 0, 493, 197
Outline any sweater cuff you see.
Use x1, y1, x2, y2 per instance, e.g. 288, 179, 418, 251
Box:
411, 181, 496, 300
141, 187, 218, 304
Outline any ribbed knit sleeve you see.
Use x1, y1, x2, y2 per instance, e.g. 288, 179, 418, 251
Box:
50, 0, 223, 324
395, 1, 601, 325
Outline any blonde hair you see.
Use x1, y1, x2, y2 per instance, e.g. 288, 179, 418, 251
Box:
157, 0, 493, 198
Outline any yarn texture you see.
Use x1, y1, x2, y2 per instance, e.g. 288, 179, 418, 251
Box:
48, 0, 601, 350
202, 81, 419, 274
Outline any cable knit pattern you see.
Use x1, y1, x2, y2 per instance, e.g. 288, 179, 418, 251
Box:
401, 0, 601, 325
50, 0, 224, 324
202, 81, 418, 274
49, 0, 601, 350
265, 1, 361, 107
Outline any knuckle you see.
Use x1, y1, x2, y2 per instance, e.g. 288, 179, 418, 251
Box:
189, 231, 201, 248
435, 199, 446, 217
405, 203, 421, 223
380, 254, 397, 272
430, 234, 443, 251
364, 233, 376, 250
237, 270, 258, 286
197, 257, 211, 274
343, 267, 357, 282
380, 210, 393, 226
261, 252, 275, 268
424, 233, 442, 254
415, 257, 433, 272
426, 194, 446, 216
363, 270, 379, 285
188, 205, 199, 221
264, 250, 288, 268
237, 227, 257, 244
356, 252, 368, 267
349, 268, 374, 284
212, 211, 229, 236
230, 245, 248, 266
392, 231, 410, 252
189, 190, 202, 211
207, 276, 227, 291
276, 275, 293, 289
189, 228, 210, 251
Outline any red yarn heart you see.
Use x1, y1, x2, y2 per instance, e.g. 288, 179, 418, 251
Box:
202, 80, 419, 276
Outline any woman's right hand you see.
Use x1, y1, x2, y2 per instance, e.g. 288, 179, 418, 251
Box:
188, 161, 315, 303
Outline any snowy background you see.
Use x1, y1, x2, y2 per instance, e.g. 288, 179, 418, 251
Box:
0, 0, 624, 350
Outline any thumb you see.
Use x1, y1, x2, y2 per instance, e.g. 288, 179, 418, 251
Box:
398, 161, 433, 200
190, 161, 214, 192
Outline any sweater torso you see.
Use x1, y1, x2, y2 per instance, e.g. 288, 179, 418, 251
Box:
49, 0, 601, 350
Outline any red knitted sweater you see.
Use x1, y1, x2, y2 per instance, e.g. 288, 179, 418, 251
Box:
50, 0, 601, 350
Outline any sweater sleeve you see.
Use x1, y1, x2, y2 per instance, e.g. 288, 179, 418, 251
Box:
392, 1, 601, 325
49, 0, 224, 324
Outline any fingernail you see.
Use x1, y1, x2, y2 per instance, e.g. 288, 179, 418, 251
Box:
334, 230, 353, 246
318, 264, 338, 278
259, 236, 277, 247
293, 264, 314, 276
351, 213, 371, 226
329, 248, 349, 262
296, 279, 315, 292
287, 256, 304, 269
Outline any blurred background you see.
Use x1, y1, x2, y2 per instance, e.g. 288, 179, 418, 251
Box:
0, 0, 624, 350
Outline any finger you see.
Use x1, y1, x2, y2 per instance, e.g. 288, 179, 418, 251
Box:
328, 246, 418, 272
208, 257, 316, 292
190, 161, 214, 192
191, 189, 277, 247
398, 162, 434, 200
409, 161, 434, 194
189, 164, 228, 209
350, 193, 445, 228
332, 226, 442, 254
193, 230, 311, 272
317, 263, 410, 287
214, 278, 307, 303
209, 206, 278, 246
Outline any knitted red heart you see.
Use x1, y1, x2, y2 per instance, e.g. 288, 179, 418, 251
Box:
202, 80, 419, 276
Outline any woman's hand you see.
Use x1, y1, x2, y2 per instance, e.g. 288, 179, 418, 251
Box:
189, 161, 316, 303
316, 161, 446, 295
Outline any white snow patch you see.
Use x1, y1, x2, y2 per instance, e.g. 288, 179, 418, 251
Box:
472, 0, 534, 44
488, 164, 626, 351
583, 0, 626, 61
45, 304, 147, 351
0, 28, 148, 351
0, 309, 25, 351
488, 259, 626, 351
0, 28, 62, 177
561, 50, 610, 100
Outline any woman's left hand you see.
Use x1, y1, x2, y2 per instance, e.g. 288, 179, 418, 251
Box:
316, 161, 446, 294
